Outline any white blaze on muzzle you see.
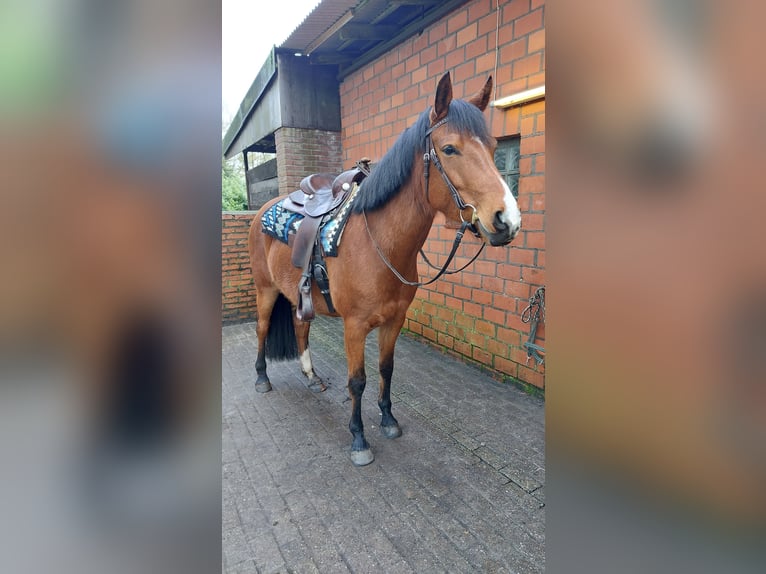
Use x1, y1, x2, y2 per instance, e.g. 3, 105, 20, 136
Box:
499, 176, 522, 233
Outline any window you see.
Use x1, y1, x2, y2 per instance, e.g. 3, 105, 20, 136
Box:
494, 136, 520, 198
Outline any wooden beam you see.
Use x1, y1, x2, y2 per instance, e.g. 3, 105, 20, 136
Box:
338, 24, 399, 41
390, 0, 439, 4
305, 9, 354, 54
309, 53, 355, 65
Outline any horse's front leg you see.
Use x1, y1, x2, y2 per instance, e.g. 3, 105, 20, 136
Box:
344, 318, 374, 466
378, 318, 404, 439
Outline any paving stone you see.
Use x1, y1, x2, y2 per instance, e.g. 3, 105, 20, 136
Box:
223, 317, 545, 573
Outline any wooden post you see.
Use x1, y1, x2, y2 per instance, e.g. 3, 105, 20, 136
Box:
242, 151, 250, 210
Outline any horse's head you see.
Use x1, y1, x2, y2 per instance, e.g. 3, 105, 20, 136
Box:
426, 72, 521, 246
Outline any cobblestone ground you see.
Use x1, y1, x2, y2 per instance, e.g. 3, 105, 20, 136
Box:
223, 316, 545, 573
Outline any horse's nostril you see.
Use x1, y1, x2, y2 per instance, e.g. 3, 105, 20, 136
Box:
494, 211, 508, 233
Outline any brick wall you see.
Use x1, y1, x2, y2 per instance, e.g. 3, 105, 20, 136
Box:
339, 0, 546, 389
222, 211, 258, 324
275, 127, 343, 195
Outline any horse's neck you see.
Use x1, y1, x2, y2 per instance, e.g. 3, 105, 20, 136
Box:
366, 170, 435, 262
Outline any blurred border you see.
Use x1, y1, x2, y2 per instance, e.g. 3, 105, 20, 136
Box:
0, 1, 221, 573
547, 0, 766, 572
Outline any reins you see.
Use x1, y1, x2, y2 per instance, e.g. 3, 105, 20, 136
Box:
362, 114, 485, 287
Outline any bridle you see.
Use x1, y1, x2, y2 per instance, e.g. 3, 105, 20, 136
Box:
363, 114, 485, 287
423, 116, 477, 222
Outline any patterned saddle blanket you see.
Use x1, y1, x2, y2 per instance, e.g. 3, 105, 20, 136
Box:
261, 183, 359, 257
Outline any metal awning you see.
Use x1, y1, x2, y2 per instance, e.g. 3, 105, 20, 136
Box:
223, 0, 468, 159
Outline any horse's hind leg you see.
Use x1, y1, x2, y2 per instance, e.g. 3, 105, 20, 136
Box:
253, 288, 279, 393
378, 318, 404, 439
293, 319, 326, 392
344, 318, 374, 466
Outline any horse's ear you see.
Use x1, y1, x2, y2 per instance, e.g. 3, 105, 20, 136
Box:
468, 76, 493, 112
430, 72, 453, 124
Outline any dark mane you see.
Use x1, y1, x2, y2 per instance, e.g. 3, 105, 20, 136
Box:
353, 99, 492, 213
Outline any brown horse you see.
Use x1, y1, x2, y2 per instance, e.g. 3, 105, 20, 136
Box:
248, 72, 521, 465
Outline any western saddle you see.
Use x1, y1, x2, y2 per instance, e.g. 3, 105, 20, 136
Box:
283, 159, 370, 321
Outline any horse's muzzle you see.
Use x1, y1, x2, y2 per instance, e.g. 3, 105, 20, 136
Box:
479, 212, 520, 246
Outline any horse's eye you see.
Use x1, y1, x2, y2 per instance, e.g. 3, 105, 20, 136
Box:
441, 145, 458, 156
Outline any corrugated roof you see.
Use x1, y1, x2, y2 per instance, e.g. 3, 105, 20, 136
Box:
280, 0, 360, 52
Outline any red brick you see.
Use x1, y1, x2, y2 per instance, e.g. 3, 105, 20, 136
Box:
486, 336, 509, 356
475, 52, 496, 74
521, 212, 544, 231
512, 249, 536, 267
513, 9, 543, 38
466, 36, 488, 60
519, 157, 533, 176
454, 340, 472, 357
473, 259, 495, 276
478, 13, 497, 37
520, 116, 535, 136
446, 48, 466, 71
471, 287, 493, 305
453, 284, 471, 300
464, 301, 482, 317
483, 275, 504, 293
495, 356, 518, 377
420, 44, 437, 65
522, 266, 545, 286
437, 306, 455, 322
447, 9, 469, 34
457, 23, 477, 47
437, 332, 455, 349
520, 134, 544, 154
506, 280, 532, 301
521, 99, 545, 115
431, 317, 447, 332
455, 312, 476, 329
460, 270, 482, 288
484, 307, 506, 326
497, 325, 521, 346
498, 263, 522, 281
503, 0, 531, 25
528, 29, 545, 53
475, 320, 495, 337
500, 39, 527, 65
468, 0, 492, 22
525, 231, 545, 249
517, 364, 544, 388
428, 21, 447, 44
405, 54, 420, 73
519, 175, 544, 194
512, 53, 542, 79
473, 347, 492, 365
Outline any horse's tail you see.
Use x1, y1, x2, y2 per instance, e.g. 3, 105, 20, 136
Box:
265, 293, 299, 361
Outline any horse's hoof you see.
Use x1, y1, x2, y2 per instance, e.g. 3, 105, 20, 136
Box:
307, 377, 327, 393
381, 424, 402, 439
254, 380, 272, 393
350, 448, 374, 466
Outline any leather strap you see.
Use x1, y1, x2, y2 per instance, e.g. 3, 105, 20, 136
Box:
296, 273, 315, 322
364, 213, 476, 287
291, 215, 322, 268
